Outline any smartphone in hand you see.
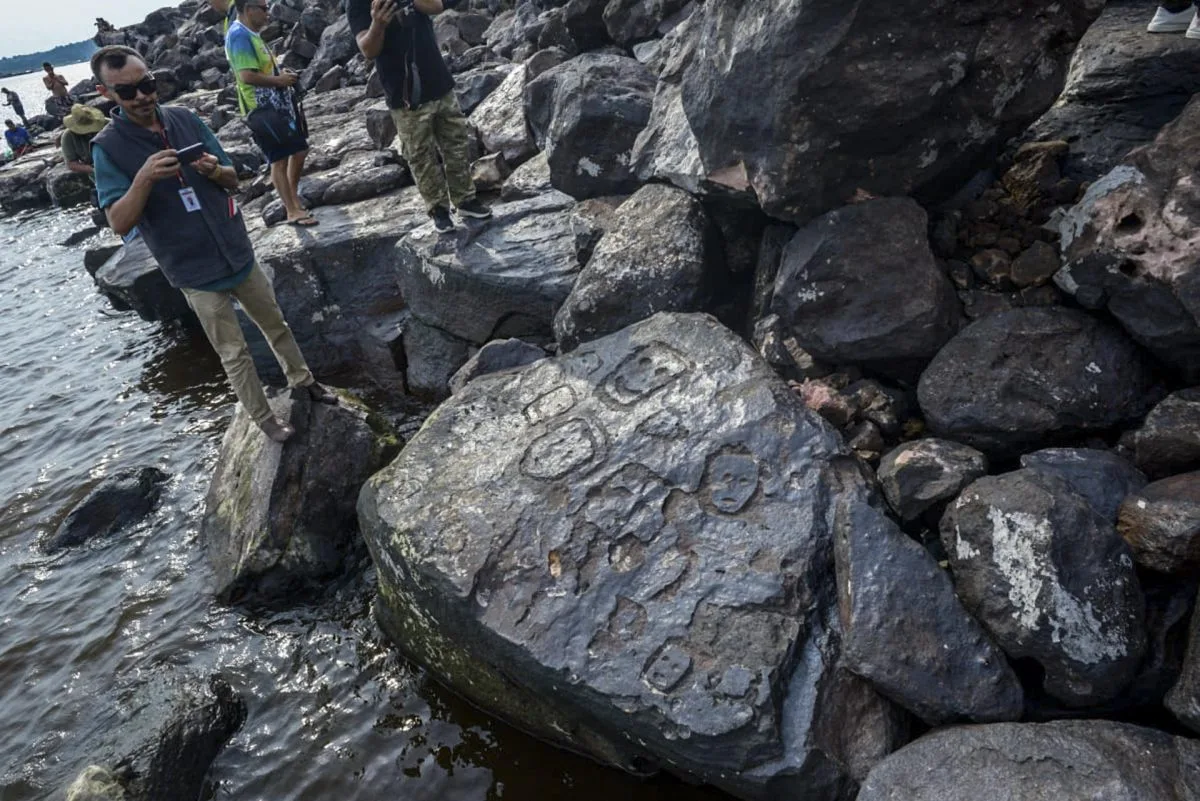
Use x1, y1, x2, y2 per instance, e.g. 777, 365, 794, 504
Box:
175, 142, 206, 164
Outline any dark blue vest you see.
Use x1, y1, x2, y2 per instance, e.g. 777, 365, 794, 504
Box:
92, 105, 255, 290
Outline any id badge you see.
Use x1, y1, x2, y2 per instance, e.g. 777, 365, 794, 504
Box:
178, 186, 201, 213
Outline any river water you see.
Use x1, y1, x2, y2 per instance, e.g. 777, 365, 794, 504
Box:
0, 207, 727, 801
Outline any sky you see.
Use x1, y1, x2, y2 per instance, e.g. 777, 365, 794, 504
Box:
1, 0, 178, 59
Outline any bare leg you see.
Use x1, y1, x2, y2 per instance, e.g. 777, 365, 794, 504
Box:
271, 159, 305, 223
288, 149, 308, 209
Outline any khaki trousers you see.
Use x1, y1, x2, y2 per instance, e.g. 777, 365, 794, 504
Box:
181, 263, 313, 424
391, 92, 476, 212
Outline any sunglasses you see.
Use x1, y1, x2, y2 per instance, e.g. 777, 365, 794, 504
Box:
108, 75, 157, 101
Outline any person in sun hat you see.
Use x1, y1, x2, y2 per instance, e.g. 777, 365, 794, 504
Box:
61, 104, 108, 182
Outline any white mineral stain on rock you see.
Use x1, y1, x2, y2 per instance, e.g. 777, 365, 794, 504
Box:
578, 157, 603, 177
986, 506, 1127, 664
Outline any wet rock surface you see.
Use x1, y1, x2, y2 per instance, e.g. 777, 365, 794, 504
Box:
448, 337, 547, 394
1057, 95, 1200, 380
941, 469, 1146, 706
679, 0, 1104, 222
877, 439, 987, 522
359, 312, 908, 800
45, 467, 170, 553
858, 720, 1200, 801
1019, 447, 1147, 523
525, 53, 656, 199
1118, 473, 1200, 576
1024, 0, 1200, 181
917, 307, 1155, 455
1130, 389, 1200, 479
202, 389, 390, 605
834, 466, 1024, 724
395, 192, 582, 349
768, 198, 961, 382
554, 184, 718, 351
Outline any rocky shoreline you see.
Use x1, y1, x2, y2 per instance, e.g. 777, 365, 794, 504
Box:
18, 0, 1200, 798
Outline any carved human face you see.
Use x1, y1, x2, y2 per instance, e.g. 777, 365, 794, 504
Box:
708, 453, 758, 514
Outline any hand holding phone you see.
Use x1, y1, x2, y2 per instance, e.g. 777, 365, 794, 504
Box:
175, 142, 206, 164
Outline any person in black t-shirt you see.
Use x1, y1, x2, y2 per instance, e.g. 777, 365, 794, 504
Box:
347, 0, 492, 233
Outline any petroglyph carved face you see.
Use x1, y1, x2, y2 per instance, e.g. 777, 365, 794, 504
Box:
708, 453, 759, 514
601, 343, 689, 406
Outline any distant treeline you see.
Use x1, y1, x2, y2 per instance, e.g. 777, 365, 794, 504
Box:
0, 40, 97, 78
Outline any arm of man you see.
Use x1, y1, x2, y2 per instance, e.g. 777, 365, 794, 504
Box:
351, 0, 394, 60
208, 0, 230, 13
96, 145, 181, 236
237, 68, 295, 89
66, 160, 94, 175
413, 0, 444, 14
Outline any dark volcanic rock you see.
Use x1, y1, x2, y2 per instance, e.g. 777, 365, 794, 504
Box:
917, 308, 1155, 455
941, 469, 1146, 706
1118, 473, 1200, 576
834, 462, 1023, 724
1130, 389, 1200, 479
554, 184, 718, 351
1057, 95, 1200, 381
769, 198, 961, 382
45, 467, 169, 552
679, 0, 1104, 222
877, 439, 987, 522
603, 0, 688, 45
469, 64, 535, 164
45, 164, 94, 208
525, 53, 656, 199
1025, 0, 1200, 181
1020, 447, 1147, 524
93, 237, 193, 324
448, 337, 547, 394
394, 192, 582, 347
1167, 583, 1200, 733
359, 312, 910, 800
858, 720, 1200, 801
202, 389, 390, 605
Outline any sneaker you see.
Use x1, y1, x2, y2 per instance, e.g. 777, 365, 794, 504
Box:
304, 381, 339, 405
430, 206, 455, 233
455, 198, 493, 220
1148, 6, 1195, 32
1187, 11, 1200, 37
259, 416, 295, 443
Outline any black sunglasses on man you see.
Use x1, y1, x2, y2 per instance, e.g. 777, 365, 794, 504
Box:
108, 75, 157, 101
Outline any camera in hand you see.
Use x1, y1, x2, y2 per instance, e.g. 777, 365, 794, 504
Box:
390, 0, 416, 24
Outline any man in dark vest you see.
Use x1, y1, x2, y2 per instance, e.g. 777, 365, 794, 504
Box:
89, 45, 337, 443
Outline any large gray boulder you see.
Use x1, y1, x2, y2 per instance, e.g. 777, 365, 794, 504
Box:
468, 64, 535, 165
554, 184, 718, 350
858, 720, 1200, 801
917, 308, 1155, 455
358, 312, 910, 801
525, 53, 656, 199
835, 475, 1024, 724
678, 0, 1104, 223
395, 192, 583, 348
1024, 0, 1200, 181
1057, 95, 1200, 381
1130, 389, 1200, 479
202, 389, 392, 605
941, 469, 1146, 706
603, 0, 689, 45
769, 198, 961, 382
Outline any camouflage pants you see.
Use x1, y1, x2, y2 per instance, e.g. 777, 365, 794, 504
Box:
391, 92, 475, 212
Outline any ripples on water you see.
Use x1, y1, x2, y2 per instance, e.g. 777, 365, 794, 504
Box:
0, 208, 727, 801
